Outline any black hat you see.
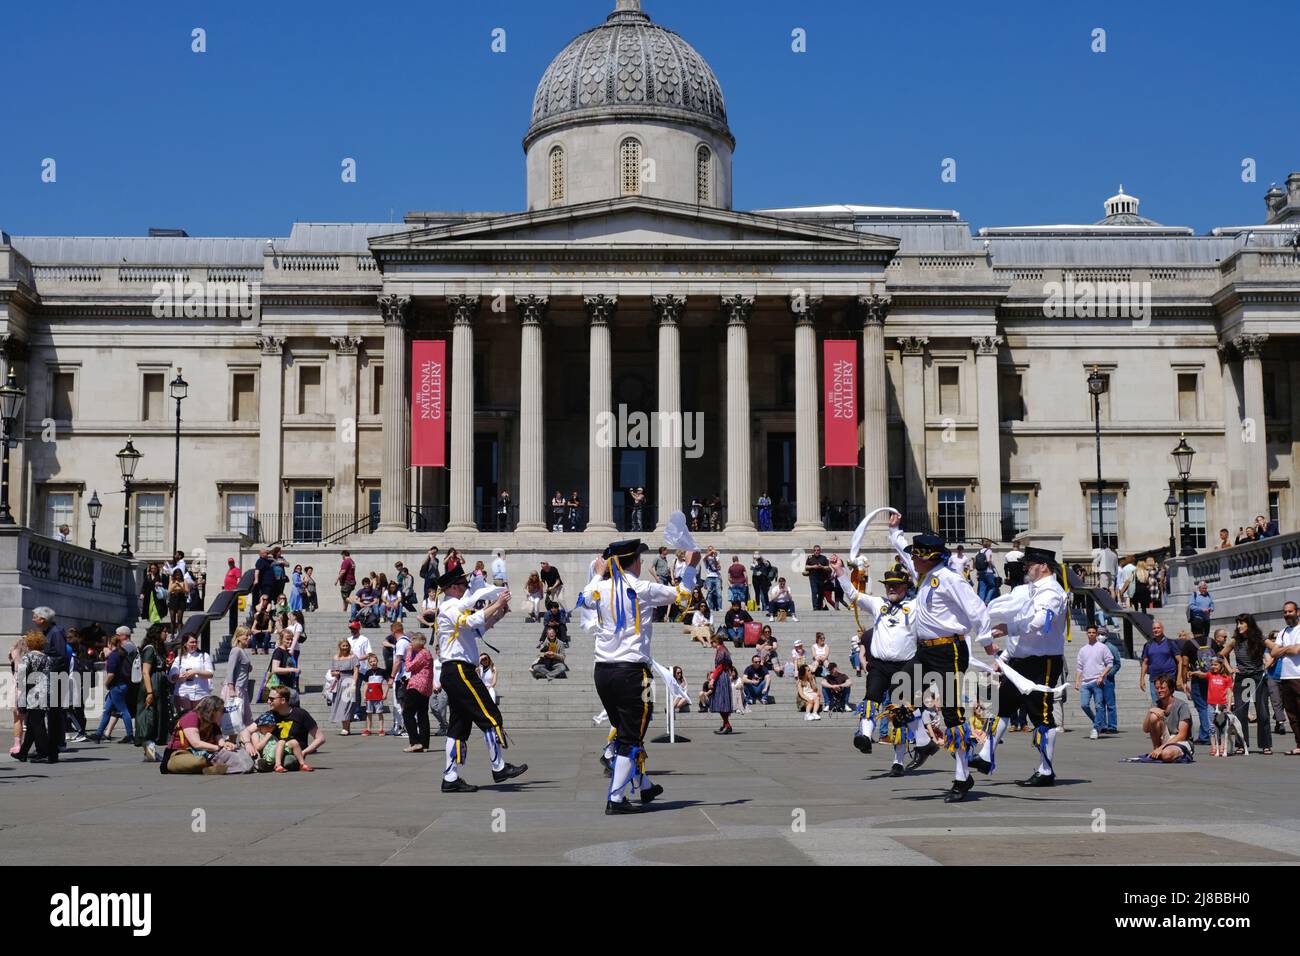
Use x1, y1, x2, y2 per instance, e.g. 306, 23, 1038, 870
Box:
905, 533, 947, 560
1022, 546, 1057, 567
603, 539, 650, 562
435, 567, 469, 590
881, 567, 912, 588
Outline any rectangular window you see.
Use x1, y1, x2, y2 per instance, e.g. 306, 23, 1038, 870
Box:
1181, 491, 1208, 550
52, 372, 75, 421
998, 370, 1024, 422
142, 373, 165, 422
937, 489, 966, 542
371, 365, 384, 416
292, 490, 324, 544
226, 493, 256, 535
232, 373, 257, 422
1270, 490, 1281, 530
135, 493, 166, 553
938, 366, 960, 416
298, 366, 322, 415
1177, 372, 1198, 421
1088, 492, 1118, 550
368, 489, 381, 532
1001, 491, 1030, 540
1264, 370, 1277, 420
45, 492, 74, 538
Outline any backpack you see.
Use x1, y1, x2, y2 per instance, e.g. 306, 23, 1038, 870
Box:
974, 552, 989, 572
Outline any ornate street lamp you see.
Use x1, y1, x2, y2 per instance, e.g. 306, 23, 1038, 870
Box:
1087, 367, 1108, 551
116, 437, 142, 558
169, 367, 188, 558
0, 368, 26, 525
87, 490, 102, 551
1172, 434, 1196, 556
1164, 492, 1179, 558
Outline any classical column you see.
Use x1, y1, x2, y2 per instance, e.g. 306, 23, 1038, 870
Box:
446, 295, 479, 534
256, 335, 286, 533
859, 295, 890, 515
897, 336, 929, 519
515, 295, 549, 532
1235, 333, 1270, 522
653, 294, 686, 531
376, 295, 411, 532
792, 294, 823, 532
585, 295, 617, 533
723, 295, 756, 531
973, 335, 1003, 523
330, 336, 364, 519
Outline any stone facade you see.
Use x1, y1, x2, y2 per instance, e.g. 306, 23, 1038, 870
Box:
2, 1, 1300, 570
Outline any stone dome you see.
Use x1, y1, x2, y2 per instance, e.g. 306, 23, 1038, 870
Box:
525, 0, 733, 150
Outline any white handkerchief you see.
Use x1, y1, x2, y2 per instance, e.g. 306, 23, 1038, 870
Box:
849, 507, 900, 562
663, 510, 698, 552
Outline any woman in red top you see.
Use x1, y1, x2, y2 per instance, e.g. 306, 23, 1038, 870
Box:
402, 634, 435, 753
705, 634, 734, 735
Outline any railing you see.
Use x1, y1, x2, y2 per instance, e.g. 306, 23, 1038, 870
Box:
246, 512, 379, 546
1166, 530, 1300, 633
407, 505, 449, 534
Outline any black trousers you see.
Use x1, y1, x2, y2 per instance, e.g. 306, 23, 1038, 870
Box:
996, 654, 1064, 729
20, 709, 51, 760
862, 656, 915, 706
915, 639, 970, 728
594, 662, 653, 757
442, 660, 505, 745
404, 689, 430, 749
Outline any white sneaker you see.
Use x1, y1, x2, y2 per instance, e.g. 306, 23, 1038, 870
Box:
790, 616, 799, 622
804, 713, 814, 721
1089, 729, 1098, 740
811, 713, 822, 721
70, 733, 88, 743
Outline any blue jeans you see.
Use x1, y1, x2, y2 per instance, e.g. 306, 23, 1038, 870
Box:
849, 646, 862, 673
705, 578, 721, 611
822, 686, 851, 711
1079, 681, 1106, 731
725, 626, 743, 645
96, 683, 133, 738
350, 604, 379, 627
1101, 679, 1118, 731
1189, 682, 1211, 744
755, 584, 769, 612
743, 681, 768, 705
977, 570, 996, 603
728, 585, 747, 605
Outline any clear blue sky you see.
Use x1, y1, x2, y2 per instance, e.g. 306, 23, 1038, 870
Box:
3, 0, 1296, 238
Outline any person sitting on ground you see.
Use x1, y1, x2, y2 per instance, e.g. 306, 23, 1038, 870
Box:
250, 712, 313, 773
1142, 675, 1195, 763
247, 686, 324, 769
796, 664, 822, 720
381, 580, 405, 623
687, 601, 713, 645
767, 577, 798, 622
162, 694, 245, 775
741, 654, 771, 707
531, 628, 568, 681
820, 662, 853, 712
723, 600, 753, 646
540, 601, 570, 647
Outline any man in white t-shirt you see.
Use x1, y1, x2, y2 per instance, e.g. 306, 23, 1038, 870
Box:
347, 620, 373, 722
1116, 556, 1136, 608
947, 545, 972, 582
1267, 600, 1300, 754
389, 622, 412, 738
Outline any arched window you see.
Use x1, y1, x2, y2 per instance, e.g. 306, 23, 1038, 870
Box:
549, 146, 565, 205
620, 138, 642, 196
696, 145, 711, 204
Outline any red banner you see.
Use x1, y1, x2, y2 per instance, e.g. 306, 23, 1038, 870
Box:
823, 340, 859, 466
411, 340, 446, 467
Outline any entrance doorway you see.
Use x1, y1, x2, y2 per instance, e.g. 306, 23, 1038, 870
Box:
473, 434, 499, 531
765, 432, 795, 530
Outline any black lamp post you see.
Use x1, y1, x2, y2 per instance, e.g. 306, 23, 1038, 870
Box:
1087, 367, 1108, 551
1164, 492, 1179, 558
87, 490, 102, 551
1172, 434, 1196, 556
169, 367, 188, 558
0, 368, 26, 525
117, 437, 142, 558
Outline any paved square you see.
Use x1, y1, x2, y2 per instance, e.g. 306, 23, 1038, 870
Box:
3, 718, 1298, 866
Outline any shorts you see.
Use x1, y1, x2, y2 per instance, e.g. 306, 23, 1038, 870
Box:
340, 585, 354, 601
1162, 740, 1195, 762
366, 699, 385, 715
1098, 573, 1114, 589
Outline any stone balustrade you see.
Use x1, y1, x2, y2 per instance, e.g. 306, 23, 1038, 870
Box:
0, 526, 140, 637
1166, 531, 1300, 633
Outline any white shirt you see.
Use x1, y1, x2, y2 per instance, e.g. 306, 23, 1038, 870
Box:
1117, 562, 1136, 591
994, 574, 1069, 657
436, 594, 493, 665
948, 553, 971, 576
1275, 624, 1300, 680
347, 634, 372, 663
1076, 640, 1114, 682
812, 641, 830, 664
583, 568, 690, 664
837, 569, 917, 662
891, 529, 991, 644
491, 558, 507, 583
393, 636, 411, 678
1093, 548, 1119, 576
169, 651, 213, 702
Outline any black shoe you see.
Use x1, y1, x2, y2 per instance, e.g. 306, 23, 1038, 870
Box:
45, 757, 58, 764
853, 734, 873, 755
605, 799, 642, 815
907, 741, 940, 770
492, 762, 527, 784
10, 752, 26, 763
888, 763, 904, 777
117, 736, 136, 745
599, 753, 612, 771
1016, 772, 1055, 787
440, 777, 478, 793
640, 783, 664, 805
943, 777, 975, 803
968, 755, 992, 775
87, 734, 104, 743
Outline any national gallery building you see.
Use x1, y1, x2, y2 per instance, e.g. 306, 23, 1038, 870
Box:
3, 0, 1300, 569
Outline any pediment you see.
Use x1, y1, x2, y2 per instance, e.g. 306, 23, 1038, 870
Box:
369, 197, 899, 255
